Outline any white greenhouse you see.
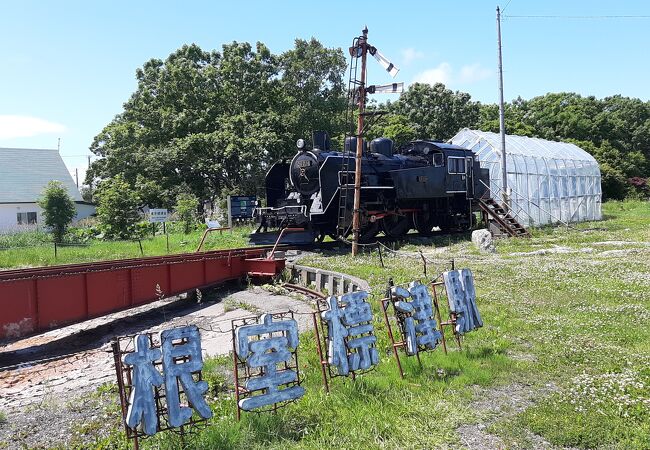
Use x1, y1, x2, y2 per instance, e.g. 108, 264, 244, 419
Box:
451, 129, 602, 227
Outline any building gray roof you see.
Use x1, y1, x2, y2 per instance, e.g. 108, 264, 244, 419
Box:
0, 148, 83, 203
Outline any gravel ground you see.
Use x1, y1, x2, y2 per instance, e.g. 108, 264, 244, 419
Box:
0, 284, 315, 449
455, 382, 560, 449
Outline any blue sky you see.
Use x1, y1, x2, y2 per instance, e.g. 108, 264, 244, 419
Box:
1, 0, 649, 182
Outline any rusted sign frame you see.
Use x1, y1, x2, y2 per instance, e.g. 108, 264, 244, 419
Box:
380, 281, 447, 379
231, 311, 303, 421
311, 296, 378, 391
111, 333, 208, 448
431, 281, 462, 351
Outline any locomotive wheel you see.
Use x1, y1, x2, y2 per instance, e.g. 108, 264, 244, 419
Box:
413, 210, 436, 236
381, 214, 411, 238
359, 221, 380, 244
334, 221, 379, 244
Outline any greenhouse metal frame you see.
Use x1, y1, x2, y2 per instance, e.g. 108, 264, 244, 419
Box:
451, 129, 602, 227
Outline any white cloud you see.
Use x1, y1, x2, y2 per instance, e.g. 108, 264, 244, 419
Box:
413, 62, 453, 85
0, 115, 66, 139
401, 48, 425, 65
458, 63, 492, 83
413, 62, 492, 87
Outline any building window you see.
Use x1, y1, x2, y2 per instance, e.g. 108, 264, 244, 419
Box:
17, 212, 37, 225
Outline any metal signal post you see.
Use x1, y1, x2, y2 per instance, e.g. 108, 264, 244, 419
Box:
352, 28, 369, 256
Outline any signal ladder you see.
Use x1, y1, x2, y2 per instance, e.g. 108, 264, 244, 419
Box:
336, 33, 363, 237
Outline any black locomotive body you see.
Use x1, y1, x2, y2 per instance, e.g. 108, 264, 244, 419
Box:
250, 131, 490, 245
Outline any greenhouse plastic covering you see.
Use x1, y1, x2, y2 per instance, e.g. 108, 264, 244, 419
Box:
450, 129, 602, 227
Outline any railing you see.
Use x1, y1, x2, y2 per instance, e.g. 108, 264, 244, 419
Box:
253, 205, 307, 219
478, 180, 533, 226
196, 227, 231, 252
479, 180, 572, 229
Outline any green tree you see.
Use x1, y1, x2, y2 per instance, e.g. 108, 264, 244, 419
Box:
393, 82, 480, 141
174, 192, 199, 234
86, 39, 347, 208
599, 163, 628, 200
37, 181, 76, 243
365, 113, 418, 149
95, 175, 141, 239
280, 38, 347, 150
478, 92, 650, 198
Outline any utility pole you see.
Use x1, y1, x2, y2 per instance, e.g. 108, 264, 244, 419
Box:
497, 6, 509, 208
75, 168, 79, 188
351, 27, 368, 257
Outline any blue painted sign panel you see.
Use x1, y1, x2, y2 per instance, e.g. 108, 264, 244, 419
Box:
322, 291, 379, 376
229, 195, 257, 219
443, 269, 483, 335
234, 314, 305, 411
121, 325, 212, 436
391, 281, 442, 356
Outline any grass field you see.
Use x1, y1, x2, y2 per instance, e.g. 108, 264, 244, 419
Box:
6, 200, 650, 448
0, 227, 252, 269
65, 199, 647, 449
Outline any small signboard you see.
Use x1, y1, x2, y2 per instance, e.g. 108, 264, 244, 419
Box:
228, 196, 257, 219
148, 208, 168, 223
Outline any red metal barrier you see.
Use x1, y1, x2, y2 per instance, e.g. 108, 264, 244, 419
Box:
0, 247, 284, 341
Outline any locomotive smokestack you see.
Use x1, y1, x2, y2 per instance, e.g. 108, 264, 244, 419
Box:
312, 131, 330, 150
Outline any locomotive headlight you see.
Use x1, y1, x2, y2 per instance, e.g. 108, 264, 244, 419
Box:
296, 139, 305, 150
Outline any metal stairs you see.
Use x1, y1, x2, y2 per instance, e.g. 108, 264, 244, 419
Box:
477, 197, 530, 237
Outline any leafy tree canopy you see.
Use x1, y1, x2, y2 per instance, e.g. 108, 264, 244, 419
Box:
37, 181, 76, 243
87, 39, 346, 210
88, 36, 649, 204
95, 174, 141, 239
392, 82, 480, 141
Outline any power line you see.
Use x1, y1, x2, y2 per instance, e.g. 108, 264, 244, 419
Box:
501, 0, 514, 14
505, 14, 650, 20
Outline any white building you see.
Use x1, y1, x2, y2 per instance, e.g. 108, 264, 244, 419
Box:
0, 147, 96, 233
451, 129, 602, 227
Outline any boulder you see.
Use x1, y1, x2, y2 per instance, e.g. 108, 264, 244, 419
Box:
472, 229, 496, 253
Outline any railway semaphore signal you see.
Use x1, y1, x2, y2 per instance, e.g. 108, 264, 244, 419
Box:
349, 27, 401, 256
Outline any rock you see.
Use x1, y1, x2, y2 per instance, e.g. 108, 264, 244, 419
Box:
471, 229, 496, 253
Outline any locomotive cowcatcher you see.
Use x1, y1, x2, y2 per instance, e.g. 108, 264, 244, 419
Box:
250, 131, 490, 245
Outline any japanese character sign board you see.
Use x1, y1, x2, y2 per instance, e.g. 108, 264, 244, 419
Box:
232, 312, 305, 418
317, 290, 379, 380
443, 269, 483, 334
390, 281, 443, 356
114, 325, 212, 441
148, 208, 168, 223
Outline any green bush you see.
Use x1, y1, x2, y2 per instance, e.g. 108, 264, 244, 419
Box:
174, 192, 200, 234
95, 175, 141, 239
600, 162, 628, 200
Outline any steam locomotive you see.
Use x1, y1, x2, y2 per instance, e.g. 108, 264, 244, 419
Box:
250, 131, 490, 245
